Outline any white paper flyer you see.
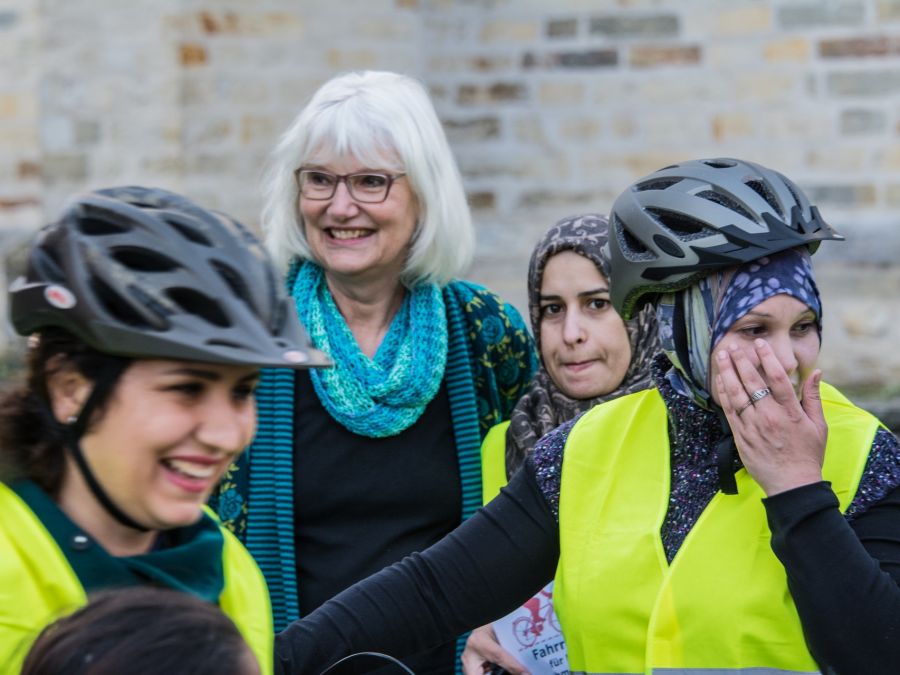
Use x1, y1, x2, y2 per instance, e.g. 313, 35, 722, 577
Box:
491, 582, 569, 675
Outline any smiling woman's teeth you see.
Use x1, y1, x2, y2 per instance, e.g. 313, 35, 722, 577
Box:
330, 229, 369, 240
163, 459, 215, 479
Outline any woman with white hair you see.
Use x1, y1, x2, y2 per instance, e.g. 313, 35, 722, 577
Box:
211, 70, 536, 674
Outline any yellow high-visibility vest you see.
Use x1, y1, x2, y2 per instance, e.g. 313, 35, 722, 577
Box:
481, 420, 510, 503
555, 384, 879, 675
0, 483, 273, 674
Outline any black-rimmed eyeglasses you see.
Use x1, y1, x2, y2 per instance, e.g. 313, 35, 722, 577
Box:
294, 169, 406, 204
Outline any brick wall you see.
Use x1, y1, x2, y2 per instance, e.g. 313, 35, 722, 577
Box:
2, 0, 900, 393
0, 0, 40, 346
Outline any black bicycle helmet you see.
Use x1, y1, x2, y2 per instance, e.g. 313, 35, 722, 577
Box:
10, 186, 330, 369
606, 157, 844, 319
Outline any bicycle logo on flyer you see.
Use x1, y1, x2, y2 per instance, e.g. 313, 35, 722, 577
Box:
492, 582, 570, 675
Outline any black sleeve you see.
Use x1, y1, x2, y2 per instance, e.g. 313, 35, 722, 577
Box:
274, 464, 560, 675
765, 481, 900, 674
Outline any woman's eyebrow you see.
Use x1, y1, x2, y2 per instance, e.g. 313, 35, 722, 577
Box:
739, 308, 816, 321
160, 368, 261, 386
539, 286, 609, 302
739, 310, 772, 319
162, 367, 221, 380
578, 286, 609, 297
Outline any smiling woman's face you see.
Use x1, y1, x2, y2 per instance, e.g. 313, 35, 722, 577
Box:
298, 154, 418, 286
538, 251, 632, 400
57, 359, 259, 534
708, 293, 820, 404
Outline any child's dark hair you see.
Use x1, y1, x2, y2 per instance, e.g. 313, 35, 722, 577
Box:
21, 587, 257, 675
0, 327, 129, 494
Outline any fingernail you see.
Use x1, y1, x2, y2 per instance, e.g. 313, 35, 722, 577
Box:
717, 350, 727, 361
754, 338, 765, 348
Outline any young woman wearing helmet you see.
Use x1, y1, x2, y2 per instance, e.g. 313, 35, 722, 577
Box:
0, 187, 329, 674
275, 158, 900, 675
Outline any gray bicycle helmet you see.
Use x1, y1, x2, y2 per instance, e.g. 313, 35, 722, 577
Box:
606, 157, 844, 319
10, 186, 330, 369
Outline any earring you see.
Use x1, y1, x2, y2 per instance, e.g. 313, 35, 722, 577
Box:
66, 415, 78, 425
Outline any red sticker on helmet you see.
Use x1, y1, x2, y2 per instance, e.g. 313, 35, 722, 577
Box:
282, 350, 308, 364
44, 285, 76, 309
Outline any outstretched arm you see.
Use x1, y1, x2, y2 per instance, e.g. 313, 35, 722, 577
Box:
275, 465, 559, 675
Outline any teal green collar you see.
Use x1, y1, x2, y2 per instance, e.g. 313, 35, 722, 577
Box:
13, 480, 225, 602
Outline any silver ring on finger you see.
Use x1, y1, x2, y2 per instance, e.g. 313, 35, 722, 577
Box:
749, 387, 771, 403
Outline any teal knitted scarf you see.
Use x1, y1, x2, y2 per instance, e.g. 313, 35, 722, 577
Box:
291, 261, 448, 437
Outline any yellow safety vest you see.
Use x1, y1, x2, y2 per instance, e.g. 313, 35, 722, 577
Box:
555, 384, 879, 675
481, 421, 510, 503
0, 483, 273, 675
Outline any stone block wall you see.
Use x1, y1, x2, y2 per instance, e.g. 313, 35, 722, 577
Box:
2, 0, 900, 394
0, 0, 40, 346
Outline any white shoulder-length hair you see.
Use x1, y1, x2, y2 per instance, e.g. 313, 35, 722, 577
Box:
261, 70, 474, 287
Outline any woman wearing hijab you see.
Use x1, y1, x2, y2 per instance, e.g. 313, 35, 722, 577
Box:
473, 213, 659, 673
275, 158, 900, 675
481, 213, 658, 499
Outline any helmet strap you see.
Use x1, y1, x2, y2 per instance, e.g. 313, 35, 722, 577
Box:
63, 359, 151, 533
671, 297, 701, 395
715, 410, 739, 495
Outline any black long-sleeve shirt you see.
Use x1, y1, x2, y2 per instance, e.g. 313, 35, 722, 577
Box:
275, 462, 900, 674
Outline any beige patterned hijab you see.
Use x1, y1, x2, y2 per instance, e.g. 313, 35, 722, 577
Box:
504, 213, 660, 476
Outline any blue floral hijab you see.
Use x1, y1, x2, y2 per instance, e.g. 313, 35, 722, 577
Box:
656, 247, 823, 410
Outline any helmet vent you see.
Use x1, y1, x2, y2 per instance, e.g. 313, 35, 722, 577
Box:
32, 248, 67, 283
744, 180, 784, 218
164, 218, 212, 246
645, 207, 709, 240
111, 247, 179, 272
91, 277, 154, 328
78, 217, 130, 236
614, 215, 652, 259
781, 179, 804, 222
694, 190, 756, 222
652, 234, 685, 258
166, 288, 230, 327
211, 260, 255, 312
702, 159, 736, 169
635, 178, 682, 192
206, 338, 243, 349
271, 298, 287, 334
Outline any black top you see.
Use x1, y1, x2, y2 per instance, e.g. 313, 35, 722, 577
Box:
292, 370, 461, 674
276, 463, 900, 675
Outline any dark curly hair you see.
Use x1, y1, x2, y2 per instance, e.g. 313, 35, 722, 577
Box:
0, 327, 130, 495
